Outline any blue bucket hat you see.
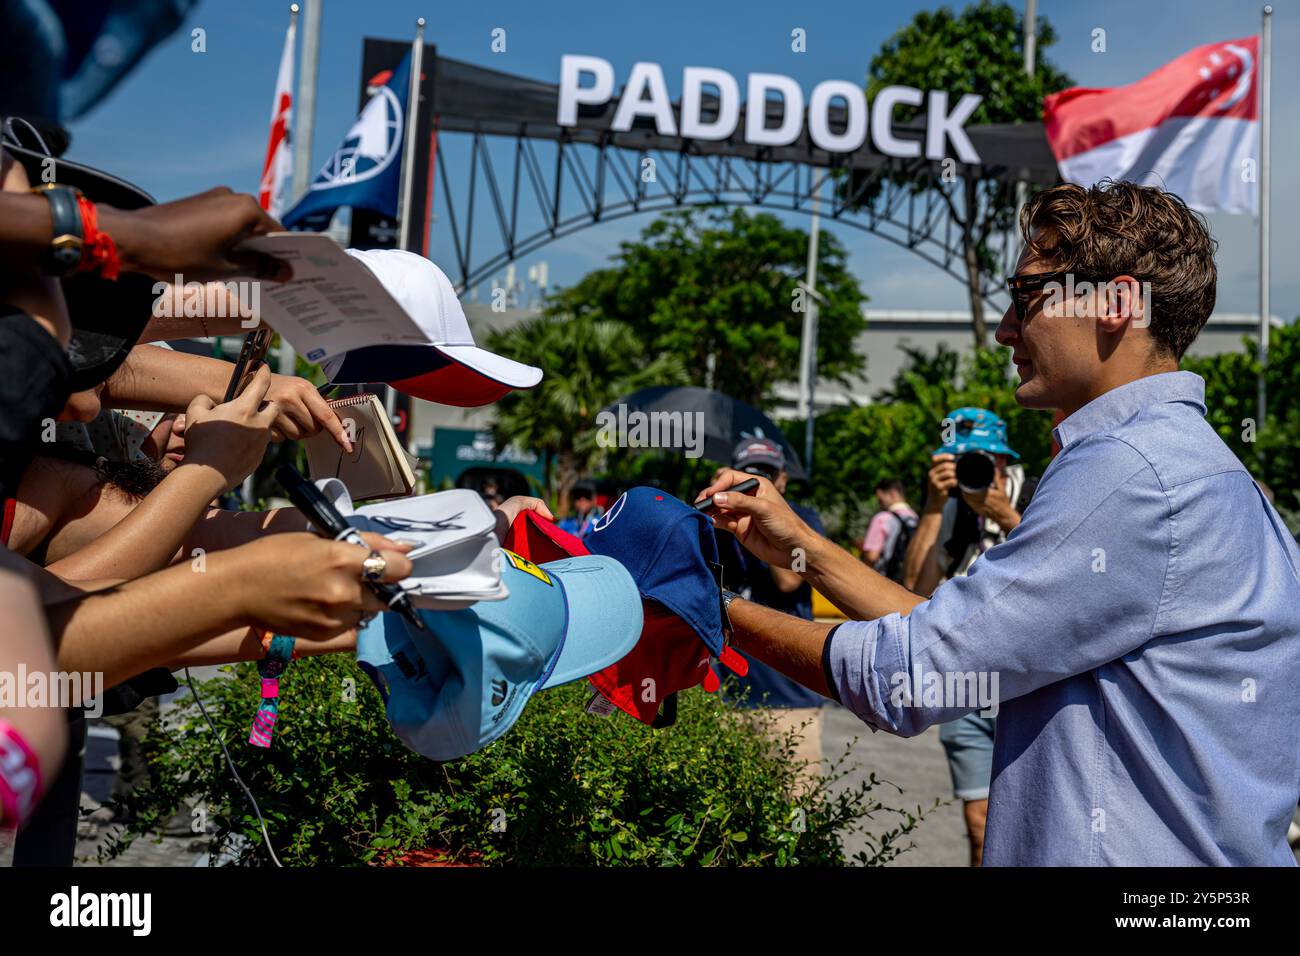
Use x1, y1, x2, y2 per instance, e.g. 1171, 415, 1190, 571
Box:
356, 553, 643, 761
933, 407, 1019, 459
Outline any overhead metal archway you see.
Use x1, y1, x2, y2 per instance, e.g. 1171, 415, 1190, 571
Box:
414, 54, 1062, 307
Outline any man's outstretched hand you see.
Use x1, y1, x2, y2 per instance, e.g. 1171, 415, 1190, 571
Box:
695, 468, 820, 571
99, 187, 291, 283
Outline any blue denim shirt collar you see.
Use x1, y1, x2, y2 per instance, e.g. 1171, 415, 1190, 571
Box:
1053, 371, 1207, 450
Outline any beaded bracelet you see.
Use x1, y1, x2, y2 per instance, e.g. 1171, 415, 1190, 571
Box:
0, 718, 43, 830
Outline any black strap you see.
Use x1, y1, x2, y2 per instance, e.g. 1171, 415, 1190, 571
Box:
34, 185, 84, 277
650, 692, 678, 729
821, 624, 844, 704
1015, 475, 1040, 513
99, 669, 179, 717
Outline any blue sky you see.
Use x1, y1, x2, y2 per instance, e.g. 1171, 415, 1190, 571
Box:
66, 0, 1297, 321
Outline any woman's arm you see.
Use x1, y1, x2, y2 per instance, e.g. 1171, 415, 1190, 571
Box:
44, 460, 228, 580
163, 626, 358, 669
101, 344, 231, 413
142, 282, 260, 341
102, 345, 350, 448
182, 506, 307, 554
44, 370, 277, 580
0, 552, 68, 821
43, 532, 412, 691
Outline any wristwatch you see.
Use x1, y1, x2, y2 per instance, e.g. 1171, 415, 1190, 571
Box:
721, 588, 741, 615
31, 184, 85, 277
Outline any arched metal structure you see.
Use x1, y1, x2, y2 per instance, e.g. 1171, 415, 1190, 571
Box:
435, 133, 1018, 306
418, 54, 1062, 305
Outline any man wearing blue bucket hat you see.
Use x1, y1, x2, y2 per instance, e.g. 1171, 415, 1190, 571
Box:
906, 407, 1032, 596
901, 407, 1037, 866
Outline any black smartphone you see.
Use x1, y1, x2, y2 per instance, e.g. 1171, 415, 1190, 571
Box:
222, 327, 273, 403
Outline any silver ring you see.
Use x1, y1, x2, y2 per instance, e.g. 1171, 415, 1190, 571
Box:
361, 550, 387, 583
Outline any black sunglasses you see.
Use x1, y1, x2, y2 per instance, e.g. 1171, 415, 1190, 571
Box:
1005, 271, 1110, 323
742, 464, 781, 481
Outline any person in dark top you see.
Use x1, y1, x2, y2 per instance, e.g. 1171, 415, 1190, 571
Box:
716, 438, 827, 788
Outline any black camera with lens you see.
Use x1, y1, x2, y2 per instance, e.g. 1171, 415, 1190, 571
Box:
952, 450, 996, 495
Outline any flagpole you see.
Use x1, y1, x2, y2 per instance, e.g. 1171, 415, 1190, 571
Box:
1257, 5, 1272, 432
391, 18, 426, 424
1015, 0, 1037, 222
397, 18, 426, 253
797, 170, 823, 481
292, 0, 321, 204
280, 4, 299, 377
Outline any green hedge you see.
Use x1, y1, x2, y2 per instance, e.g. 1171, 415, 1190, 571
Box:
107, 656, 930, 866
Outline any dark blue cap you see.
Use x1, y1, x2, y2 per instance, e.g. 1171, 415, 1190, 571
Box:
585, 487, 724, 656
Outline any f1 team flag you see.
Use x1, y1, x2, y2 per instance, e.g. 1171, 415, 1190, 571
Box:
258, 13, 296, 219
1044, 36, 1259, 214
281, 53, 411, 230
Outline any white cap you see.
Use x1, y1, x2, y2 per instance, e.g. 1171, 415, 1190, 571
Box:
323, 249, 542, 407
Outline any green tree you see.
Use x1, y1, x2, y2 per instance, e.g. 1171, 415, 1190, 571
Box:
865, 0, 1073, 347
486, 312, 685, 511
793, 343, 1055, 539
545, 207, 868, 409
1182, 319, 1300, 530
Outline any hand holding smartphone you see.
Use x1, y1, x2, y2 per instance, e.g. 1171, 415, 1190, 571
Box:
223, 327, 274, 403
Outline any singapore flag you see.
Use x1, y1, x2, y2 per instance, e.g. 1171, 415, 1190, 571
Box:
1044, 36, 1259, 214
259, 16, 296, 218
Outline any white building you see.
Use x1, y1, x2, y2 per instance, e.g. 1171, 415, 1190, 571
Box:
408, 305, 1285, 449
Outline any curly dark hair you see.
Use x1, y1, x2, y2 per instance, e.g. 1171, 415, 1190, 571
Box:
38, 446, 166, 500
1020, 180, 1218, 359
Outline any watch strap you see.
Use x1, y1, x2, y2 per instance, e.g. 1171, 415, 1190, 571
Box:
32, 185, 84, 277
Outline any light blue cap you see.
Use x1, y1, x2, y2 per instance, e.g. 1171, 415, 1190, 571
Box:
356, 553, 643, 761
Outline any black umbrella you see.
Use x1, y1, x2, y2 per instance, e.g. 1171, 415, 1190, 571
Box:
601, 386, 806, 480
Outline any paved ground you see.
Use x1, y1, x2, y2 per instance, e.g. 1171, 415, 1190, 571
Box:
0, 669, 219, 869
821, 702, 968, 866
72, 722, 212, 867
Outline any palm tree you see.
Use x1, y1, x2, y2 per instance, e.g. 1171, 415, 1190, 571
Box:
487, 312, 686, 512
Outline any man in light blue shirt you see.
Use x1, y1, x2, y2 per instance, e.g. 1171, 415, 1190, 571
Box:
699, 181, 1300, 865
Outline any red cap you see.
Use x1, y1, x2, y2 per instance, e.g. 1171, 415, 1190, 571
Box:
586, 601, 719, 724
503, 509, 589, 561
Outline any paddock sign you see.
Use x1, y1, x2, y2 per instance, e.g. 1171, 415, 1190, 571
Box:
556, 55, 983, 163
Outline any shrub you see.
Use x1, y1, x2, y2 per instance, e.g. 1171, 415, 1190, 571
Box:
106, 656, 929, 866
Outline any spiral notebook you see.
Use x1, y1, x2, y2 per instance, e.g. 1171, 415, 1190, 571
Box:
303, 393, 416, 501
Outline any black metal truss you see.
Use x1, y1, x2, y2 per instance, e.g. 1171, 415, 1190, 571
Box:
434, 126, 1020, 308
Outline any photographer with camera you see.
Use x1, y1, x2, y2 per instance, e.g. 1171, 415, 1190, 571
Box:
901, 408, 1036, 865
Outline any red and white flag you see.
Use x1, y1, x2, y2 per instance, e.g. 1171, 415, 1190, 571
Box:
1044, 36, 1259, 214
258, 16, 296, 218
